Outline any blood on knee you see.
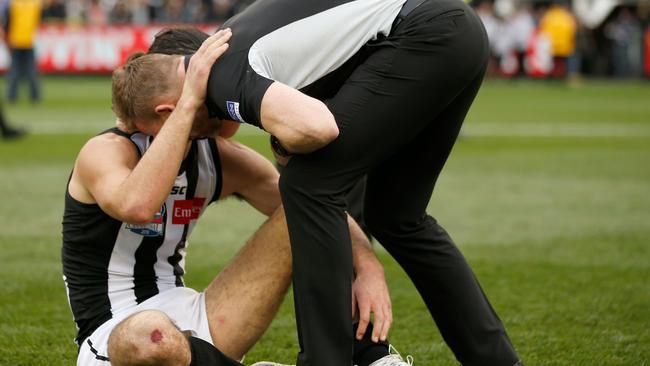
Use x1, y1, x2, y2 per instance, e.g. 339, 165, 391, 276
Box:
150, 329, 164, 343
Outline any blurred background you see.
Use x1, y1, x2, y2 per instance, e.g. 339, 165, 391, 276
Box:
0, 0, 648, 365
0, 0, 647, 79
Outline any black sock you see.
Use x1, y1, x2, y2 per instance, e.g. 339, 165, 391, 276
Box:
188, 336, 242, 366
353, 322, 390, 366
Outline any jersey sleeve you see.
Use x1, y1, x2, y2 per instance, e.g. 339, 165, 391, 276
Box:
186, 54, 273, 129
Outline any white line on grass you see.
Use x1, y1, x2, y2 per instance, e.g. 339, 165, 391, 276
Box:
23, 120, 650, 138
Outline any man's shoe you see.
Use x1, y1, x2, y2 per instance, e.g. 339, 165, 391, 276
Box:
2, 126, 27, 140
250, 362, 294, 366
368, 345, 413, 366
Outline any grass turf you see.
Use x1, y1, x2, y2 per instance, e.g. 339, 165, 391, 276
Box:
0, 77, 648, 365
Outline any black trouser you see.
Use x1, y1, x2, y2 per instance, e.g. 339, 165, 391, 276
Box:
280, 1, 519, 365
276, 165, 371, 239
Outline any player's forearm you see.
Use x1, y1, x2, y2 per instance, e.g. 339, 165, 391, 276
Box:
115, 103, 196, 224
349, 215, 383, 276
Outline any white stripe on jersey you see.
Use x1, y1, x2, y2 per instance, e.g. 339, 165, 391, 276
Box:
248, 0, 406, 90
107, 226, 143, 312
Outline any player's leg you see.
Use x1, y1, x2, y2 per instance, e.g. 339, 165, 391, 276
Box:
203, 207, 293, 361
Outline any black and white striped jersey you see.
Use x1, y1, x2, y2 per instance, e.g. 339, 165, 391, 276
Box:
61, 128, 222, 345
200, 0, 406, 127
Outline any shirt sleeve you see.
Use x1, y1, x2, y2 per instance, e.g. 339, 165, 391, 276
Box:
188, 53, 274, 129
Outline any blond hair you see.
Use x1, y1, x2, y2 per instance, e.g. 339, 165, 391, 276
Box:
111, 52, 180, 130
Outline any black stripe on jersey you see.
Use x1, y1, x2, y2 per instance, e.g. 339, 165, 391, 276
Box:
208, 138, 223, 203
133, 206, 167, 304
87, 339, 110, 361
169, 142, 199, 287
102, 127, 130, 138
62, 188, 123, 345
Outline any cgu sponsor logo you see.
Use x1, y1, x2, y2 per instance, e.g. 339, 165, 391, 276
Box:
125, 205, 166, 237
172, 197, 206, 225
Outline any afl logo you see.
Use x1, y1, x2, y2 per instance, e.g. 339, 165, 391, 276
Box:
226, 101, 245, 123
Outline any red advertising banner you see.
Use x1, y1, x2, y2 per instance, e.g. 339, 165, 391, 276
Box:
645, 26, 650, 77
0, 24, 218, 74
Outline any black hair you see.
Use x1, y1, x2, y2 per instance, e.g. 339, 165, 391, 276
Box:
148, 27, 210, 55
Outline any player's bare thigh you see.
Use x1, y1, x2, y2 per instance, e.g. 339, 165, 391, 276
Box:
204, 207, 292, 360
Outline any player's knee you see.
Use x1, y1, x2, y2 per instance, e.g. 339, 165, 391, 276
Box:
107, 310, 191, 366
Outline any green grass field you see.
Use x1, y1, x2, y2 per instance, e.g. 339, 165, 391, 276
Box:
0, 77, 649, 365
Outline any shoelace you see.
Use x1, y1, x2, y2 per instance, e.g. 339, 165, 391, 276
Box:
384, 345, 414, 366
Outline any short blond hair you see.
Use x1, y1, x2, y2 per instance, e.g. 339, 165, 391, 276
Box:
111, 52, 180, 130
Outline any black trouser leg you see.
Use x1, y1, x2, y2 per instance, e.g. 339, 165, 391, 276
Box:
363, 70, 518, 366
280, 1, 517, 365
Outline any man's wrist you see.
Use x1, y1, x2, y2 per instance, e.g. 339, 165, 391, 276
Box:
354, 252, 383, 277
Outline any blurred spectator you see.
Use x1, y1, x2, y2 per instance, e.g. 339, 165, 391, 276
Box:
205, 0, 235, 23
86, 0, 107, 26
510, 3, 536, 76
490, 1, 536, 77
539, 2, 578, 78
109, 0, 132, 24
605, 7, 643, 77
131, 0, 151, 25
475, 0, 500, 75
41, 0, 64, 21
156, 0, 193, 23
65, 0, 85, 24
3, 0, 42, 103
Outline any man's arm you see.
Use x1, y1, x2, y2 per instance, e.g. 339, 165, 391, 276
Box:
260, 82, 339, 154
349, 216, 392, 343
68, 30, 232, 224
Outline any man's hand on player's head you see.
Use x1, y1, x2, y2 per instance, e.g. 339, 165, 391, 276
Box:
179, 29, 232, 111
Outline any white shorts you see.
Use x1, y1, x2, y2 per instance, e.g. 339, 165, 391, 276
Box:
77, 287, 213, 366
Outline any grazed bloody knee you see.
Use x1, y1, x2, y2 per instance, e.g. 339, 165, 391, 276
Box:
150, 329, 163, 343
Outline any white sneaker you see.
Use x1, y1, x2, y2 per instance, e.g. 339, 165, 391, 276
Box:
250, 362, 294, 366
368, 345, 414, 366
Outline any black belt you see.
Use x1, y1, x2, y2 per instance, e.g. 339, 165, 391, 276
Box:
392, 0, 427, 31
